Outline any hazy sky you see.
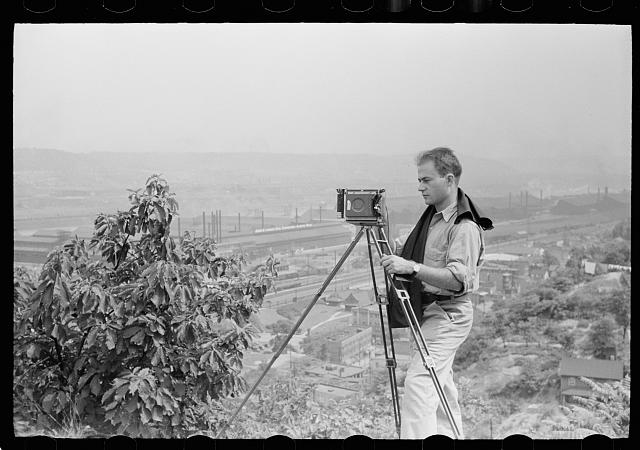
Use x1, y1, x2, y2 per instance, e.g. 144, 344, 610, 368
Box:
13, 23, 631, 164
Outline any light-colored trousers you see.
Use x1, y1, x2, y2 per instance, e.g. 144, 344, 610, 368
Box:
400, 297, 473, 439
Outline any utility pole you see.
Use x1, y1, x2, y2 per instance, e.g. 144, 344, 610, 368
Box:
238, 213, 241, 232
540, 189, 543, 206
211, 211, 215, 238
202, 211, 206, 237
261, 210, 264, 229
319, 205, 322, 223
295, 207, 298, 225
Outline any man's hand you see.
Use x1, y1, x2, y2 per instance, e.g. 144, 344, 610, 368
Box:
380, 255, 415, 275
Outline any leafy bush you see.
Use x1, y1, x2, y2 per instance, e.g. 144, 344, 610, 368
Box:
497, 356, 560, 398
220, 376, 397, 438
611, 218, 631, 241
265, 319, 294, 335
13, 175, 277, 438
584, 317, 616, 359
276, 301, 307, 321
560, 375, 630, 438
454, 325, 490, 370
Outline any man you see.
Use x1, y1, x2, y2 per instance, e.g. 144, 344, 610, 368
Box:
380, 147, 492, 439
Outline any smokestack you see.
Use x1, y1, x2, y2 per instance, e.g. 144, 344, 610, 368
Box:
212, 211, 217, 241
597, 186, 601, 202
605, 186, 608, 197
295, 208, 298, 225
211, 211, 214, 238
261, 210, 264, 229
202, 211, 206, 237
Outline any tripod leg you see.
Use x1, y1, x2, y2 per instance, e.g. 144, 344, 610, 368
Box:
215, 226, 367, 438
365, 228, 401, 438
372, 227, 462, 438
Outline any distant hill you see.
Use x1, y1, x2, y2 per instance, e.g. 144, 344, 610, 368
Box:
13, 147, 524, 193
13, 148, 630, 220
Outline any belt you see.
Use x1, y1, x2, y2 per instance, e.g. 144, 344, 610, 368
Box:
421, 292, 463, 304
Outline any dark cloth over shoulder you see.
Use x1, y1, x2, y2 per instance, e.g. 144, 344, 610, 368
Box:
387, 188, 493, 328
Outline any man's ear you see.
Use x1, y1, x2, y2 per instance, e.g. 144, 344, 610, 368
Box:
446, 173, 455, 185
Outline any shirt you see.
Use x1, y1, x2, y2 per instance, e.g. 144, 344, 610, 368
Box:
394, 201, 484, 296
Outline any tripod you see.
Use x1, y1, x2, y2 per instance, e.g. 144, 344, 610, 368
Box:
215, 224, 461, 439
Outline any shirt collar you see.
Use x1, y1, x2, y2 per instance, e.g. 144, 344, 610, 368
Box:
437, 201, 458, 223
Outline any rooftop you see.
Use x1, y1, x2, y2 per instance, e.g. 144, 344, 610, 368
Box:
305, 363, 367, 378
559, 357, 623, 380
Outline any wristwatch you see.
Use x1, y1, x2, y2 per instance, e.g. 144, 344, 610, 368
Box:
410, 263, 421, 278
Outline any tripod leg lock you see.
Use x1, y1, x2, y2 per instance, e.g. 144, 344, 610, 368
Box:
424, 356, 436, 369
376, 293, 388, 305
385, 358, 397, 368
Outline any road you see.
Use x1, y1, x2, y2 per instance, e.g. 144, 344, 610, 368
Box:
309, 311, 352, 332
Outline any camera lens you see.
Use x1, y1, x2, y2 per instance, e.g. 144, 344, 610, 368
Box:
352, 197, 366, 212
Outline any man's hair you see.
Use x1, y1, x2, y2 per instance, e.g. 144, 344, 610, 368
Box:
415, 147, 462, 182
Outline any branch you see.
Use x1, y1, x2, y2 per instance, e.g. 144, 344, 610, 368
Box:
50, 336, 69, 381
113, 234, 131, 271
77, 328, 91, 358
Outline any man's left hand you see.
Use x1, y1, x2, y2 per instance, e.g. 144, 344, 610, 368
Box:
380, 255, 415, 275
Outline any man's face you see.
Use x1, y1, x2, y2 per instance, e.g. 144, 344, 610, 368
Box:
417, 160, 454, 209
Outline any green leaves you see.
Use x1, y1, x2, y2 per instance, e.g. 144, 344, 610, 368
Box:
106, 328, 117, 350
13, 174, 279, 438
130, 329, 146, 346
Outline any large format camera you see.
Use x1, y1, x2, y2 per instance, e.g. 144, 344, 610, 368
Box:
336, 188, 386, 225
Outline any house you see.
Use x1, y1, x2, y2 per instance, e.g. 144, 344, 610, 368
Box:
323, 293, 344, 306
350, 304, 410, 348
478, 262, 520, 294
344, 293, 360, 311
582, 260, 609, 276
558, 357, 624, 404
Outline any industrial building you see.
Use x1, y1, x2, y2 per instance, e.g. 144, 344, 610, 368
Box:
14, 220, 353, 266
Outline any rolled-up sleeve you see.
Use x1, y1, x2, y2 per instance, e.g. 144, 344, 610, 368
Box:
445, 220, 482, 294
